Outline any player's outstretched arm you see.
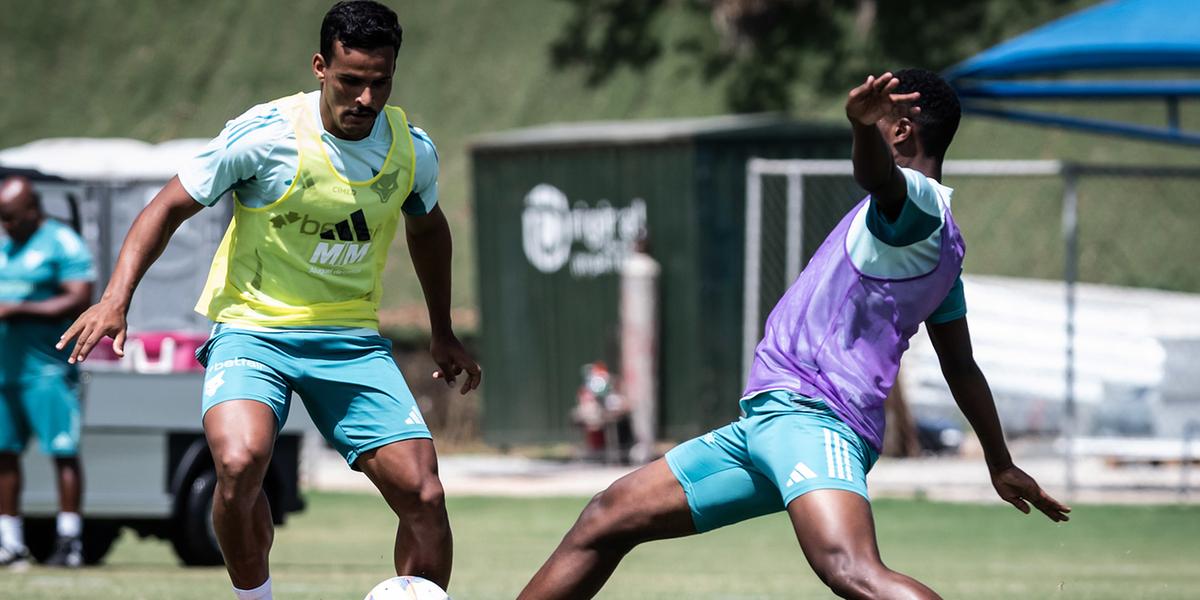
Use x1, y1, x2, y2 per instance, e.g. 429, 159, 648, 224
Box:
404, 205, 481, 395
846, 72, 920, 219
57, 176, 203, 363
927, 317, 1071, 523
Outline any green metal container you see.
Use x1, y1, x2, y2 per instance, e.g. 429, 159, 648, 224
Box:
471, 115, 852, 445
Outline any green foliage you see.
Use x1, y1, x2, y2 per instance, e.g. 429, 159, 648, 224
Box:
3, 0, 1200, 321
549, 0, 1096, 112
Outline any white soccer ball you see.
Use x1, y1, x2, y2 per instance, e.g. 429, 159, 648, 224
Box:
363, 576, 450, 600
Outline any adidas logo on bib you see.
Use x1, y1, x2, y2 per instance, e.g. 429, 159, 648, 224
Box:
320, 209, 372, 242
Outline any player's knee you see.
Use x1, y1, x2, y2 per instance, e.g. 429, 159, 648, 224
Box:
813, 552, 884, 599
54, 455, 81, 469
572, 486, 640, 551
413, 479, 446, 516
382, 471, 446, 519
213, 446, 269, 496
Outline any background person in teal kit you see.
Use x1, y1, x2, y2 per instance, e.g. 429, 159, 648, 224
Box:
0, 176, 96, 568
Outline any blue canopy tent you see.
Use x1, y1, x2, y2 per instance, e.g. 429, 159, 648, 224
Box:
945, 0, 1200, 496
944, 0, 1200, 146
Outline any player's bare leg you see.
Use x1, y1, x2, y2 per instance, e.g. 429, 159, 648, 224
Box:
54, 457, 82, 514
356, 438, 452, 589
789, 489, 940, 600
0, 453, 18, 517
204, 400, 277, 590
518, 459, 696, 600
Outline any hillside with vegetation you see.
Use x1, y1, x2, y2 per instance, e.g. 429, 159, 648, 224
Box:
4, 0, 1199, 332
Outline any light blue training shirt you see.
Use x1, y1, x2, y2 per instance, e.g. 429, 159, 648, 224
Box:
177, 90, 441, 335
851, 167, 967, 324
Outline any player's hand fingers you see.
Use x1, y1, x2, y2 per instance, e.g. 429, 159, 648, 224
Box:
432, 369, 454, 386
66, 322, 91, 362
461, 363, 482, 395
872, 72, 892, 91
848, 80, 868, 100
1003, 495, 1031, 515
112, 329, 127, 358
70, 324, 101, 364
1031, 489, 1071, 522
891, 91, 921, 104
57, 319, 84, 350
436, 361, 461, 386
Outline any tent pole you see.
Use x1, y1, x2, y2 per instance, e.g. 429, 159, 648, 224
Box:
1167, 96, 1181, 132
1062, 169, 1079, 498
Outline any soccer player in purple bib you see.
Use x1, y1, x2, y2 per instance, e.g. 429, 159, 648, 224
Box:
518, 69, 1070, 600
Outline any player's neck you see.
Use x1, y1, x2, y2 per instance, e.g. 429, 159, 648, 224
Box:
10, 217, 44, 245
897, 155, 943, 182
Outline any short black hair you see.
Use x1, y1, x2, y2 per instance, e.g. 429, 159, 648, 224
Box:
320, 1, 403, 61
892, 68, 961, 161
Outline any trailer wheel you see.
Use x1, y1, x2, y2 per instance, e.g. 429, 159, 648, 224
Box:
171, 468, 224, 566
81, 521, 120, 565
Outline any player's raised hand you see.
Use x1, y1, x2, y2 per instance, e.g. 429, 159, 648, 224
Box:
57, 299, 128, 364
991, 465, 1071, 522
845, 72, 922, 127
430, 332, 482, 395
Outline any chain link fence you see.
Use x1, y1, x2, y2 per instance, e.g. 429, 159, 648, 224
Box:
744, 158, 1200, 497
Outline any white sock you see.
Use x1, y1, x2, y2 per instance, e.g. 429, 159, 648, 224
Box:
0, 515, 25, 550
57, 512, 83, 538
233, 577, 272, 600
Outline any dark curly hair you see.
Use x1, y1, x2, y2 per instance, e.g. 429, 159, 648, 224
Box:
320, 1, 403, 62
893, 68, 961, 161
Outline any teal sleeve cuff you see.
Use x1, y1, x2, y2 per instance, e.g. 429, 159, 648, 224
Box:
927, 275, 967, 325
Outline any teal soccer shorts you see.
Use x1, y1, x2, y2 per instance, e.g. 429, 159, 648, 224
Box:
666, 390, 879, 533
0, 371, 81, 456
197, 327, 431, 468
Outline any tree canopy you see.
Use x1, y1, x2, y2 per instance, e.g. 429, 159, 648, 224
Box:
550, 0, 1094, 112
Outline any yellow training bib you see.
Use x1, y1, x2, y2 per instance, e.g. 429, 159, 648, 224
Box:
195, 92, 416, 327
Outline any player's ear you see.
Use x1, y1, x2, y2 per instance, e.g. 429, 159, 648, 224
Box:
893, 117, 914, 145
313, 52, 327, 82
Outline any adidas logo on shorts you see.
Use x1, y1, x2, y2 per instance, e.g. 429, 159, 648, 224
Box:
784, 461, 818, 488
823, 428, 855, 482
404, 407, 426, 426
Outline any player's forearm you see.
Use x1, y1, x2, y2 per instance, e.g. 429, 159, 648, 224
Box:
850, 122, 895, 193
850, 122, 905, 219
406, 219, 454, 338
100, 196, 194, 311
944, 363, 1013, 473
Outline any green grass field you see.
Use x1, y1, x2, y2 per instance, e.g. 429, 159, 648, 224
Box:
4, 492, 1198, 599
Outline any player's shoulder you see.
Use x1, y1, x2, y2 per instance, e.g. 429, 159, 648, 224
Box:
225, 100, 285, 129
408, 123, 438, 160
217, 100, 292, 153
898, 166, 953, 216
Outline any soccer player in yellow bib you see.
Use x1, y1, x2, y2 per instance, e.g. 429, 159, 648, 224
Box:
57, 2, 479, 598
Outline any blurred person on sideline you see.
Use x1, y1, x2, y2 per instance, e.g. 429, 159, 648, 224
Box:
57, 2, 479, 598
517, 69, 1069, 600
0, 176, 95, 568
